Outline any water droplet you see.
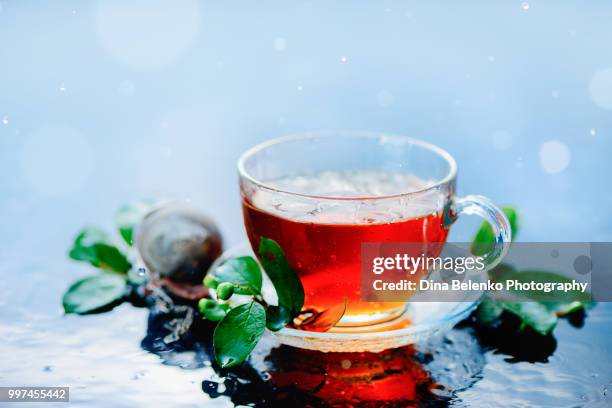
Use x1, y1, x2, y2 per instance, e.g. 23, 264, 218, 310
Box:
521, 2, 530, 10
59, 83, 66, 92
488, 55, 495, 63
2, 116, 8, 125
42, 365, 53, 372
297, 85, 303, 91
340, 56, 348, 63
590, 128, 596, 136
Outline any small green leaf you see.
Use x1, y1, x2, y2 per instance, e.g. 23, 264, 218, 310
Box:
501, 302, 557, 335
68, 227, 110, 263
472, 207, 519, 256
69, 227, 132, 273
212, 256, 262, 295
213, 301, 266, 368
258, 238, 305, 316
266, 305, 292, 331
62, 273, 126, 314
115, 201, 153, 246
476, 298, 504, 325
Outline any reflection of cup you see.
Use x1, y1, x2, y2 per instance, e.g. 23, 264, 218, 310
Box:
239, 132, 511, 327
265, 345, 435, 406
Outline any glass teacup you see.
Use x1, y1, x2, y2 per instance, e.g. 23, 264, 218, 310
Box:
238, 132, 511, 327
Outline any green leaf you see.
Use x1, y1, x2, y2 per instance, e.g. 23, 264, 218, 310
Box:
258, 237, 305, 316
476, 298, 504, 325
266, 305, 292, 331
213, 301, 266, 368
62, 273, 126, 314
69, 227, 132, 273
212, 256, 262, 295
547, 301, 585, 316
68, 227, 109, 262
115, 201, 153, 246
501, 301, 557, 335
472, 207, 519, 256
549, 299, 594, 316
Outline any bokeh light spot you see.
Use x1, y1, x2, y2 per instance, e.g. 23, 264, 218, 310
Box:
94, 0, 201, 69
273, 38, 287, 52
589, 68, 612, 110
539, 140, 571, 174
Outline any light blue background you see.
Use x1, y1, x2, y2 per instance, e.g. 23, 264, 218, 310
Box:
1, 2, 612, 405
1, 0, 612, 254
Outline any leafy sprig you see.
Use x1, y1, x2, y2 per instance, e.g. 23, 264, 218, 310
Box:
201, 237, 305, 368
63, 202, 152, 315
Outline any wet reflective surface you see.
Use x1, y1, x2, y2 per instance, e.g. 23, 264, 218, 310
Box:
2, 278, 611, 407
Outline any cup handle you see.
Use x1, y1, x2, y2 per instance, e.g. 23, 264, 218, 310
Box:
448, 195, 512, 270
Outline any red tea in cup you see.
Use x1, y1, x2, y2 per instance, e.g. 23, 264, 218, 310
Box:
242, 170, 449, 325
